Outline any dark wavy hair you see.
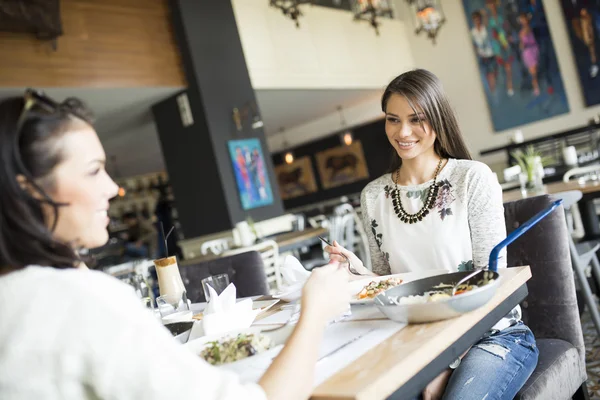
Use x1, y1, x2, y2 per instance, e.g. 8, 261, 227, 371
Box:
381, 69, 472, 172
0, 92, 94, 273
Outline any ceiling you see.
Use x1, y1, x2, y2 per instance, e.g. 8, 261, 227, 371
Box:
0, 87, 380, 177
256, 88, 381, 136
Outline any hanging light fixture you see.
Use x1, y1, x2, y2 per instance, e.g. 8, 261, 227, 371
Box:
280, 127, 295, 164
337, 106, 353, 146
269, 0, 315, 28
352, 0, 393, 35
405, 0, 446, 44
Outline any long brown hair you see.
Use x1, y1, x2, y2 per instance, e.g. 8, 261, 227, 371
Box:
0, 93, 94, 272
381, 69, 472, 172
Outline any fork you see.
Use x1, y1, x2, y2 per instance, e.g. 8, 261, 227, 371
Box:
318, 236, 365, 276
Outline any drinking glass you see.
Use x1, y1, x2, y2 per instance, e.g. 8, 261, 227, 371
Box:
156, 292, 190, 319
201, 274, 230, 302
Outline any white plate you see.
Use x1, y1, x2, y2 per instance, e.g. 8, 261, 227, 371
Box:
348, 269, 450, 305
186, 325, 294, 373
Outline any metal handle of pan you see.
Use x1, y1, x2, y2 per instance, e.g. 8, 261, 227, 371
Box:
488, 199, 563, 272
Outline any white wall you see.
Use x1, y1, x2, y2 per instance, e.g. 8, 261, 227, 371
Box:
267, 93, 384, 152
394, 0, 600, 168
232, 0, 415, 90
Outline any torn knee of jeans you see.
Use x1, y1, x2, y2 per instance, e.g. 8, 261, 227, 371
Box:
474, 342, 510, 359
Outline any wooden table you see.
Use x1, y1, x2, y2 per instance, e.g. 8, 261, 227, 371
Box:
270, 227, 328, 253
310, 266, 531, 400
503, 180, 600, 239
503, 180, 600, 202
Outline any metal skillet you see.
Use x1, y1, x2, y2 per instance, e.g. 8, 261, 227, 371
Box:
373, 200, 563, 324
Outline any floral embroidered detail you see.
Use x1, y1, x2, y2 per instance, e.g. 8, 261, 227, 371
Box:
384, 185, 392, 199
458, 260, 474, 272
371, 219, 390, 262
434, 179, 455, 220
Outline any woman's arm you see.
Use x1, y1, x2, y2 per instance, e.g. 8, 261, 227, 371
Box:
79, 264, 349, 400
259, 263, 350, 400
360, 187, 390, 276
466, 164, 507, 268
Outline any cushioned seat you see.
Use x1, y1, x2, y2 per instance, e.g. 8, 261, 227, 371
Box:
504, 195, 588, 400
179, 250, 269, 303
517, 339, 586, 400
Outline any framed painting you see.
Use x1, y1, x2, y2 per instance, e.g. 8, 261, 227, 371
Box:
463, 0, 569, 131
274, 156, 318, 200
228, 139, 274, 210
315, 141, 369, 189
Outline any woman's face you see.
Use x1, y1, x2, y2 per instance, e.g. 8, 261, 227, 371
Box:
384, 94, 437, 162
43, 119, 119, 249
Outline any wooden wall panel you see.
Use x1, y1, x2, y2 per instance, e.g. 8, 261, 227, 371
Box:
0, 0, 186, 87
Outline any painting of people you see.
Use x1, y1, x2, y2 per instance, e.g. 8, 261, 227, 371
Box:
315, 141, 369, 190
228, 139, 274, 210
463, 0, 569, 131
274, 156, 318, 200
560, 0, 600, 106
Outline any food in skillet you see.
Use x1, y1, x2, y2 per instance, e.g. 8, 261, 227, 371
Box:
396, 274, 495, 304
357, 277, 403, 299
200, 333, 274, 366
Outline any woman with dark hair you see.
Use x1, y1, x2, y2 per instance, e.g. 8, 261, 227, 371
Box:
326, 70, 538, 399
0, 90, 350, 399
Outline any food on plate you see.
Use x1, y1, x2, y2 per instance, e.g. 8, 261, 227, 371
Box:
396, 277, 495, 304
200, 333, 273, 366
357, 277, 403, 299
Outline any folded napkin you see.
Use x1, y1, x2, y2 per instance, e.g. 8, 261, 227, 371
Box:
189, 283, 261, 339
273, 256, 312, 302
280, 255, 311, 287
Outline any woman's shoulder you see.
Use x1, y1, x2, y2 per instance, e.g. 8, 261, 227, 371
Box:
449, 159, 495, 180
1, 266, 136, 310
361, 174, 392, 200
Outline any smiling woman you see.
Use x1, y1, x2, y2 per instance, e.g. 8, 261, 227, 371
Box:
0, 90, 118, 271
324, 69, 538, 400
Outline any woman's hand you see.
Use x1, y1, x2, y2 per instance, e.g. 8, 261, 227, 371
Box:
422, 369, 452, 400
301, 262, 350, 325
323, 240, 374, 277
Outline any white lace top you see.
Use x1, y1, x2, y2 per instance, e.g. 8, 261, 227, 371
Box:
361, 159, 507, 274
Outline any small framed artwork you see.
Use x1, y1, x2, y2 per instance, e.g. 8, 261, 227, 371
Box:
228, 139, 274, 210
315, 141, 369, 189
274, 156, 318, 200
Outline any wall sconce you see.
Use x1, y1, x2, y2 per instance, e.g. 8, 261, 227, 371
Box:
118, 187, 126, 197
232, 101, 264, 132
352, 0, 393, 35
269, 0, 316, 28
406, 0, 446, 44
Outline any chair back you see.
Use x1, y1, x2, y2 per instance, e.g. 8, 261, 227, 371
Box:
179, 250, 269, 303
563, 164, 600, 182
503, 195, 585, 366
223, 240, 282, 292
550, 191, 584, 239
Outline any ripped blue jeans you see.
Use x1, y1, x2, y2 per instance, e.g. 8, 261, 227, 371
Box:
442, 321, 538, 400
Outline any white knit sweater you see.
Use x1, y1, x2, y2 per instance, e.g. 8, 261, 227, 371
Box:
0, 266, 266, 400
